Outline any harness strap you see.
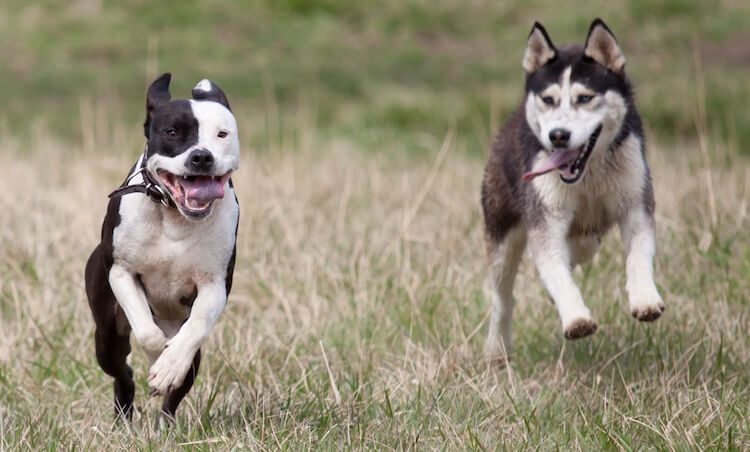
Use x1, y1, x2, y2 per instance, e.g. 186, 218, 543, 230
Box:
108, 151, 176, 208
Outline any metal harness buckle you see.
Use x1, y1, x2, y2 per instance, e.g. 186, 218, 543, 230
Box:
146, 182, 170, 207
111, 151, 175, 208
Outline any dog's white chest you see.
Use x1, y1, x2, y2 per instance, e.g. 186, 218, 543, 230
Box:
569, 193, 616, 237
112, 193, 237, 320
534, 134, 647, 238
133, 235, 198, 319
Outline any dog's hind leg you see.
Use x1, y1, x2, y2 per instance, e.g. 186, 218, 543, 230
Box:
95, 326, 135, 420
86, 245, 135, 420
484, 227, 526, 363
569, 235, 600, 268
160, 349, 201, 419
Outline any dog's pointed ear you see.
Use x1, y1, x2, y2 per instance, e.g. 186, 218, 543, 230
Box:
192, 79, 231, 111
583, 18, 625, 73
144, 73, 172, 139
523, 22, 557, 73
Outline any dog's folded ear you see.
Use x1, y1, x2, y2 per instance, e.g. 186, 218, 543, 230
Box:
584, 18, 625, 73
192, 79, 231, 112
523, 22, 557, 74
144, 73, 172, 139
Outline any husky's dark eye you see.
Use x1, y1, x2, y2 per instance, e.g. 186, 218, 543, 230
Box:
164, 128, 179, 139
541, 96, 555, 106
577, 94, 594, 104
217, 130, 228, 138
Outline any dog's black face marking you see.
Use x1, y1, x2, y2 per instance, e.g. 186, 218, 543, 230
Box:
146, 100, 200, 159
192, 80, 231, 111
571, 56, 631, 99
525, 46, 631, 99
143, 73, 201, 160
525, 19, 632, 106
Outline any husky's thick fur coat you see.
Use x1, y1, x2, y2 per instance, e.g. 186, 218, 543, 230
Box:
481, 19, 664, 360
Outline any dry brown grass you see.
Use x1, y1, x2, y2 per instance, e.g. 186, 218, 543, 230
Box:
1, 130, 749, 449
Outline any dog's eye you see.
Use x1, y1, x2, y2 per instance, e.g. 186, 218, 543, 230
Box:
541, 96, 555, 106
217, 130, 228, 139
577, 94, 594, 104
165, 128, 179, 138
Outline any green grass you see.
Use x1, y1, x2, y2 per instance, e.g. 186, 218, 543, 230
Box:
2, 0, 750, 153
2, 1, 750, 450
2, 134, 750, 449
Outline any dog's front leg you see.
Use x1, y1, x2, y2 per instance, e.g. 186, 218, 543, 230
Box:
528, 220, 598, 339
147, 279, 227, 396
108, 264, 167, 360
620, 207, 665, 321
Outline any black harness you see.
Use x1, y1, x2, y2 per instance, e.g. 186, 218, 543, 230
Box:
108, 151, 176, 208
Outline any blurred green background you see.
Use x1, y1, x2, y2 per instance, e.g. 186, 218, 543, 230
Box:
2, 0, 749, 155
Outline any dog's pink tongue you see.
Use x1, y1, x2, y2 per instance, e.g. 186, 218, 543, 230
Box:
522, 149, 580, 182
182, 176, 224, 204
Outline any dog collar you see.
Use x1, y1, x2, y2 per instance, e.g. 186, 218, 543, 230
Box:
108, 151, 176, 208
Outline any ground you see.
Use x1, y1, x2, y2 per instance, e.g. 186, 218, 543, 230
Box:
1, 1, 750, 450
2, 136, 749, 449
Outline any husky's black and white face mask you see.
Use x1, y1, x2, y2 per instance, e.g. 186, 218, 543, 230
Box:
522, 19, 631, 184
143, 74, 239, 219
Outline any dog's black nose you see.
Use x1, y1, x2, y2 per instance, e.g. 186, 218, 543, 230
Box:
186, 149, 214, 172
549, 128, 571, 147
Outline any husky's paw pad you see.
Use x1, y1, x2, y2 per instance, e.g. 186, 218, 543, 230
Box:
631, 304, 665, 322
564, 318, 598, 340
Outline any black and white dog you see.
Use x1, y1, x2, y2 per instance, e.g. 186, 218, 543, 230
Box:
481, 19, 665, 361
85, 73, 239, 419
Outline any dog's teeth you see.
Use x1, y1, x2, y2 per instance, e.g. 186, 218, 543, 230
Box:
187, 199, 210, 210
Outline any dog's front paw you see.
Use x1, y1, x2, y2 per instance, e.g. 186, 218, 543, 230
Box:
136, 327, 167, 356
630, 295, 665, 322
563, 316, 598, 340
147, 342, 193, 396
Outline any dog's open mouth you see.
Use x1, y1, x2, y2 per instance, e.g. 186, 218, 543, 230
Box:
157, 171, 232, 218
522, 125, 603, 184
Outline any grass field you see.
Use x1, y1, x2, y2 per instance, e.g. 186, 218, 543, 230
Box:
2, 1, 750, 450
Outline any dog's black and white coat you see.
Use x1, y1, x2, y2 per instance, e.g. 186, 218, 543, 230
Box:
85, 73, 239, 419
481, 19, 665, 360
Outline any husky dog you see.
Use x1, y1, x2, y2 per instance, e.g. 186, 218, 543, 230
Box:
481, 19, 665, 361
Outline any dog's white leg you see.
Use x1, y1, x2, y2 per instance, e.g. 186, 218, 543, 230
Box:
484, 228, 526, 362
620, 207, 665, 321
528, 221, 598, 339
147, 279, 227, 395
108, 265, 167, 360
